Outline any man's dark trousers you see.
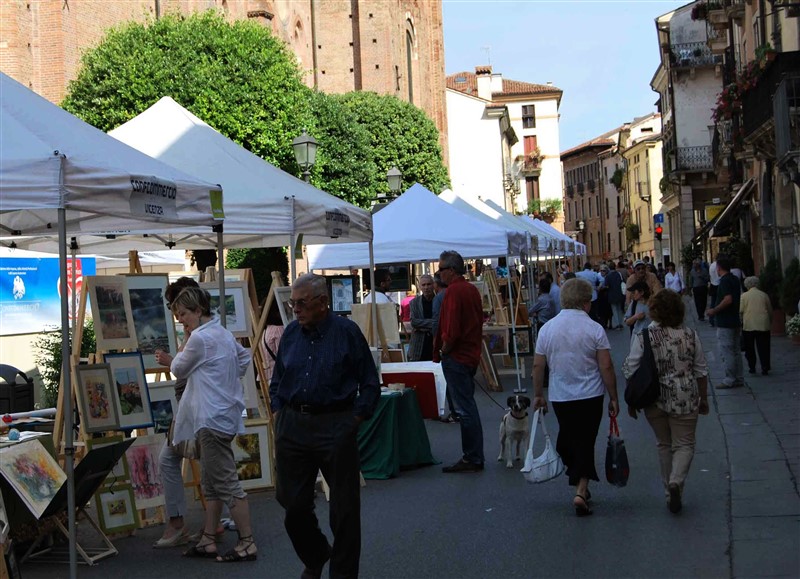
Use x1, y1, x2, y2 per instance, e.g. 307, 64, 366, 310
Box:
442, 357, 484, 465
276, 408, 361, 578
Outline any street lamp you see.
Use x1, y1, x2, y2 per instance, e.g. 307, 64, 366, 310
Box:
386, 166, 403, 196
292, 129, 318, 182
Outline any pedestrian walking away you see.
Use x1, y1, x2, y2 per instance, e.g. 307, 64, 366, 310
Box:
434, 250, 486, 473
623, 289, 709, 514
270, 273, 380, 579
688, 259, 710, 322
532, 278, 619, 517
739, 276, 772, 376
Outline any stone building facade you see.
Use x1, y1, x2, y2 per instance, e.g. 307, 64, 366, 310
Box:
0, 0, 448, 155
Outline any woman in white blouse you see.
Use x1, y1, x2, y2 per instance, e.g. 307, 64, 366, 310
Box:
664, 262, 684, 293
157, 287, 258, 563
622, 289, 709, 515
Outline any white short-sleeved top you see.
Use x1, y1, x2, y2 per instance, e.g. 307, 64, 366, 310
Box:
535, 309, 610, 402
171, 316, 251, 443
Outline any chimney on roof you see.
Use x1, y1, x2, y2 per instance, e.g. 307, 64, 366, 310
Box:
476, 65, 493, 100
546, 81, 553, 86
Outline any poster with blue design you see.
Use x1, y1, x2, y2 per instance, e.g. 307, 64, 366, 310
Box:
0, 257, 96, 335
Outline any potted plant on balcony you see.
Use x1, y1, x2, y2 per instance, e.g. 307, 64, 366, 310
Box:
755, 43, 777, 64
610, 167, 625, 190
527, 198, 561, 224
690, 2, 707, 20
527, 147, 544, 167
624, 222, 640, 243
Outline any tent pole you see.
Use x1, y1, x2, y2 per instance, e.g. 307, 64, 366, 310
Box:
58, 207, 77, 579
216, 226, 226, 327
289, 196, 297, 282
368, 241, 378, 348
507, 253, 524, 394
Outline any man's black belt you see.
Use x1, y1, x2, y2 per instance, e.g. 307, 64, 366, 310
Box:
288, 400, 354, 415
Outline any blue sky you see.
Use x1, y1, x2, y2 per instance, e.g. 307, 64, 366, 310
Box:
442, 0, 688, 151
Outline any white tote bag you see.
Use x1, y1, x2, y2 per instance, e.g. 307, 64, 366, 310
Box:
521, 409, 565, 484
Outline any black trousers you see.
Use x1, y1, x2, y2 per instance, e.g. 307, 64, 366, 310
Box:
743, 330, 771, 373
551, 395, 604, 486
276, 408, 361, 579
692, 286, 708, 320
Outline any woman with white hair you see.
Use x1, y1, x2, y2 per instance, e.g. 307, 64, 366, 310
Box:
740, 276, 772, 375
533, 278, 619, 517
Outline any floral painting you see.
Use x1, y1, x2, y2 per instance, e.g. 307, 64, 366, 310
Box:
124, 434, 165, 509
75, 364, 120, 433
0, 440, 66, 519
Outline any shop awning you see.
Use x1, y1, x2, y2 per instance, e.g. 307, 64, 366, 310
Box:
711, 178, 755, 237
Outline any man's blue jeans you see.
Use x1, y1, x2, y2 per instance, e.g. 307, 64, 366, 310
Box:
442, 357, 484, 465
717, 326, 744, 386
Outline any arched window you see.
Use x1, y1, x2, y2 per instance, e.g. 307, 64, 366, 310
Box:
405, 20, 416, 103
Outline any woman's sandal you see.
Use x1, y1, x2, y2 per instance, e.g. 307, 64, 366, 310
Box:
574, 494, 593, 517
216, 534, 257, 563
183, 532, 219, 558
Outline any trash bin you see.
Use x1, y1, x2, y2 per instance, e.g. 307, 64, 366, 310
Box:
0, 364, 35, 414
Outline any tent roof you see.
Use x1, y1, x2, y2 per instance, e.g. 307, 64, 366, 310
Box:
105, 97, 372, 249
437, 189, 527, 254
307, 183, 518, 270
0, 73, 221, 241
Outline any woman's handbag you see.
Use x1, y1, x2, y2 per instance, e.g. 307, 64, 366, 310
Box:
521, 409, 565, 484
624, 327, 660, 410
605, 415, 629, 487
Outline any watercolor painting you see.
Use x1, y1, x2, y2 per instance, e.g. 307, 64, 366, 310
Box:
75, 364, 120, 433
149, 399, 173, 435
125, 274, 177, 370
483, 327, 509, 356
200, 281, 252, 338
0, 439, 66, 519
86, 276, 137, 351
104, 352, 154, 430
124, 435, 165, 509
95, 483, 138, 533
232, 421, 272, 490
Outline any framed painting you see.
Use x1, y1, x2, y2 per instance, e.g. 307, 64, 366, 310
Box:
326, 275, 358, 315
0, 439, 66, 520
483, 326, 509, 356
123, 274, 177, 370
147, 380, 178, 437
471, 280, 493, 313
124, 434, 166, 509
75, 364, 121, 433
200, 281, 253, 338
232, 420, 273, 490
86, 434, 130, 485
509, 326, 534, 357
239, 350, 259, 410
273, 286, 296, 327
95, 483, 139, 534
85, 276, 138, 351
104, 352, 154, 430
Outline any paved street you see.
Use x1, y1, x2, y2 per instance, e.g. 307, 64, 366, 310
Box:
20, 320, 799, 579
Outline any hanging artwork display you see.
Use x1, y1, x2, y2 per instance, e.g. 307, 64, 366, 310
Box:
483, 326, 509, 356
273, 286, 296, 327
326, 275, 358, 315
95, 483, 139, 534
232, 420, 273, 490
200, 281, 253, 338
104, 352, 154, 430
0, 439, 66, 519
85, 434, 130, 485
123, 274, 177, 370
75, 364, 121, 433
85, 276, 138, 351
508, 326, 534, 357
239, 349, 259, 410
124, 434, 166, 509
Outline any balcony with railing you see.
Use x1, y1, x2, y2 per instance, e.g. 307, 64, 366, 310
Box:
742, 51, 800, 140
576, 182, 585, 196
676, 146, 713, 171
587, 178, 596, 192
705, 23, 727, 55
671, 42, 722, 70
774, 73, 800, 168
566, 184, 575, 199
514, 154, 543, 176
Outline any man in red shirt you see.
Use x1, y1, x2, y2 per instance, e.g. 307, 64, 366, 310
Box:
433, 250, 485, 473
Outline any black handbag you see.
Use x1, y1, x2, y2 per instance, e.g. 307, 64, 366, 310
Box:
624, 327, 660, 409
605, 416, 629, 487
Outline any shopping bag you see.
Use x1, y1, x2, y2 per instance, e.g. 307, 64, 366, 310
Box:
605, 416, 629, 487
624, 327, 660, 409
521, 409, 564, 484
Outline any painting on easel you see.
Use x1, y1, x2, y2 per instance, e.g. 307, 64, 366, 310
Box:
125, 434, 166, 509
124, 274, 177, 370
200, 281, 253, 338
104, 352, 154, 430
85, 276, 138, 351
75, 364, 121, 433
0, 440, 66, 519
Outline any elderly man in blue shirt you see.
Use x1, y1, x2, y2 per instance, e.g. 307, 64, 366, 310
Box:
270, 273, 380, 579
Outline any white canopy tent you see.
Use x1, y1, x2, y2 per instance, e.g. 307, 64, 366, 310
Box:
307, 183, 524, 270
438, 189, 548, 253
0, 73, 223, 578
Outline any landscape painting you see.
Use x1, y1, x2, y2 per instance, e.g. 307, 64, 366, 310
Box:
233, 421, 272, 490
104, 352, 154, 430
149, 399, 174, 435
125, 274, 177, 370
85, 276, 138, 351
0, 439, 66, 519
95, 483, 139, 534
200, 281, 252, 338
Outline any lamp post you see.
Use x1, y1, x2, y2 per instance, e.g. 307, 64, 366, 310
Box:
372, 166, 403, 213
292, 129, 318, 182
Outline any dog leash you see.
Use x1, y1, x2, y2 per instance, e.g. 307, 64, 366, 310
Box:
472, 376, 515, 413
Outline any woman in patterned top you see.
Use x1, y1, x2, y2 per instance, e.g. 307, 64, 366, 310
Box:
622, 289, 709, 514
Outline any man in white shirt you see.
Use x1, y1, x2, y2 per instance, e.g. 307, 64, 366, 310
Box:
575, 262, 603, 322
362, 268, 395, 304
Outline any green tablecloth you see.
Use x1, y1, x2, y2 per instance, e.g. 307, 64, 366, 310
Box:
358, 389, 437, 480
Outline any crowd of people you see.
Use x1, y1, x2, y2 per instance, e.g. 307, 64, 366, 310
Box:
144, 247, 770, 576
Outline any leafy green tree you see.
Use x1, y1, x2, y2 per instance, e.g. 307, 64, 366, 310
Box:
226, 247, 288, 305
33, 320, 95, 408
337, 92, 450, 197
62, 11, 313, 173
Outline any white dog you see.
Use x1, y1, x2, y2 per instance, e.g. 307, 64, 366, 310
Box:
498, 395, 531, 468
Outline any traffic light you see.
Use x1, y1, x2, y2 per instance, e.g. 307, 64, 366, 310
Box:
655, 225, 663, 241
